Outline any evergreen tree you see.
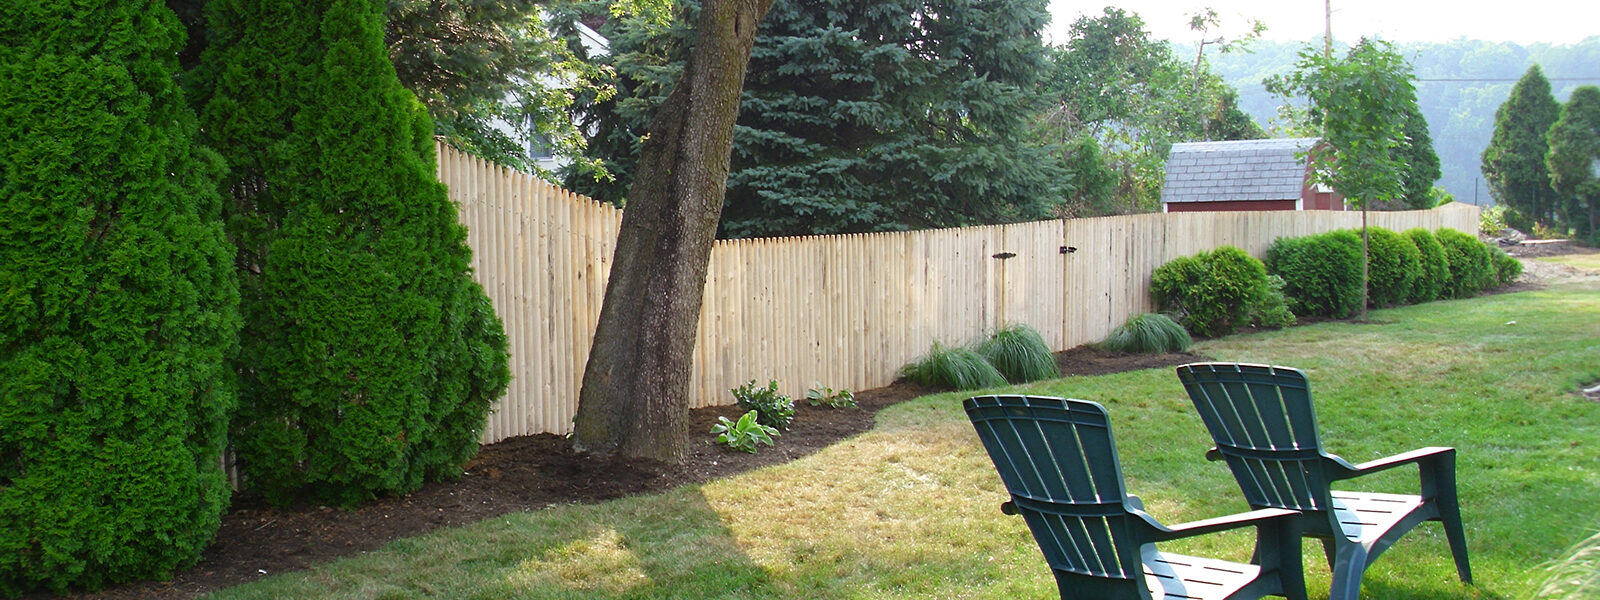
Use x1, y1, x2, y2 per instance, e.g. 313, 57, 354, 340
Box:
194, 0, 510, 506
1482, 65, 1562, 225
1546, 85, 1600, 242
0, 1, 239, 593
1397, 102, 1442, 209
570, 0, 1063, 237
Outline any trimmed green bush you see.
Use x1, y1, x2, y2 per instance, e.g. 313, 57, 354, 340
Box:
1490, 246, 1524, 286
195, 0, 510, 506
977, 324, 1060, 383
0, 1, 240, 594
1365, 227, 1423, 307
1403, 228, 1450, 303
901, 343, 1008, 391
1436, 228, 1495, 298
1266, 230, 1364, 318
1100, 314, 1193, 353
1151, 246, 1290, 337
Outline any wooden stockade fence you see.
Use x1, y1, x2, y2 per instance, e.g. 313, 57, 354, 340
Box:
438, 142, 1480, 444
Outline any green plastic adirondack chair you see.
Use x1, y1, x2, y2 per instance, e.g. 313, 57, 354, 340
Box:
1175, 363, 1472, 600
965, 395, 1308, 600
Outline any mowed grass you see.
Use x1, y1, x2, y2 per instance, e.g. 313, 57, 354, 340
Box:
1538, 251, 1600, 272
209, 280, 1600, 600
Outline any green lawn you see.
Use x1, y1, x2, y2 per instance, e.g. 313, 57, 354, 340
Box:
209, 279, 1600, 600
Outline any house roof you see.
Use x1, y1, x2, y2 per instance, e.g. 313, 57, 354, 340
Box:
1159, 138, 1320, 204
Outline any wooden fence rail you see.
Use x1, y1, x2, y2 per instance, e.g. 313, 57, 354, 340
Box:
438, 142, 1481, 444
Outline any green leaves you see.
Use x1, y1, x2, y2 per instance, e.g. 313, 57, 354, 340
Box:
1482, 65, 1562, 227
711, 410, 779, 454
1270, 39, 1420, 209
1545, 85, 1600, 242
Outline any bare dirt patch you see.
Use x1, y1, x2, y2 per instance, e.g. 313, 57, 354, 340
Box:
52, 347, 1205, 600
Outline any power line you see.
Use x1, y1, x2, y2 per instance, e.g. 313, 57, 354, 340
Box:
1416, 77, 1600, 82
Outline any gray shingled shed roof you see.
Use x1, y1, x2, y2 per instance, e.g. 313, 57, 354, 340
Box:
1160, 138, 1319, 204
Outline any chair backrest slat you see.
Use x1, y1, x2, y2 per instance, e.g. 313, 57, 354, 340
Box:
1177, 363, 1331, 511
965, 395, 1144, 582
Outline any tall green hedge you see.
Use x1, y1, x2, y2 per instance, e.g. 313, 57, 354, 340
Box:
1151, 245, 1291, 337
1403, 228, 1450, 303
1265, 230, 1365, 318
1365, 227, 1422, 307
0, 1, 240, 594
195, 0, 510, 506
1436, 228, 1495, 299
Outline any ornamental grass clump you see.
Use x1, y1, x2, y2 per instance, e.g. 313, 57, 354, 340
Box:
1101, 314, 1193, 354
977, 324, 1060, 383
901, 343, 1008, 391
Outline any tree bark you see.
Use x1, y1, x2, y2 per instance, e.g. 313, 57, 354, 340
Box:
571, 0, 774, 460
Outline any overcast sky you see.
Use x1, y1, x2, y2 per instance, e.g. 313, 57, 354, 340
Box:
1046, 0, 1600, 46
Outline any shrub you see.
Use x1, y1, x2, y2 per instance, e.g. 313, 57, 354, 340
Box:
1253, 275, 1298, 328
1490, 246, 1524, 286
1365, 227, 1423, 307
977, 324, 1059, 383
731, 380, 796, 429
197, 0, 510, 506
901, 343, 1008, 391
0, 2, 240, 593
1436, 228, 1495, 298
710, 411, 779, 454
1266, 230, 1364, 318
1151, 246, 1287, 337
1479, 204, 1509, 236
1403, 228, 1450, 303
806, 384, 857, 408
1100, 314, 1193, 353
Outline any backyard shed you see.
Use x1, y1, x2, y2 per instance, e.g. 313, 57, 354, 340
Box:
1159, 137, 1343, 212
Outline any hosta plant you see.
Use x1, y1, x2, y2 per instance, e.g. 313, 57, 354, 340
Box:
711, 411, 779, 454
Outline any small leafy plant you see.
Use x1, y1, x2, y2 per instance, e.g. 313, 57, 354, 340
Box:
710, 410, 779, 453
731, 379, 795, 429
805, 384, 856, 408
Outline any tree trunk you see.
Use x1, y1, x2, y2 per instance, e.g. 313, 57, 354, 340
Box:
571, 0, 774, 460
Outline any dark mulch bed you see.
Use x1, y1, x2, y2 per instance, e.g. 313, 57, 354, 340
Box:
54, 346, 1204, 600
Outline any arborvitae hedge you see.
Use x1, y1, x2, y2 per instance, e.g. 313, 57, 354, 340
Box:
1365, 227, 1422, 307
1151, 245, 1290, 337
1436, 228, 1495, 299
1265, 230, 1364, 318
1403, 228, 1450, 303
196, 0, 510, 506
0, 1, 240, 594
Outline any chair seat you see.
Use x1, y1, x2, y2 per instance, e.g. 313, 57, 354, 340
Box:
1330, 491, 1425, 545
1144, 546, 1262, 600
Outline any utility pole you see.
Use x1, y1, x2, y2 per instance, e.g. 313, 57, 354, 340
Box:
1324, 0, 1333, 58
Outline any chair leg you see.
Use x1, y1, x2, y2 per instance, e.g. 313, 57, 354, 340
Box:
1440, 503, 1473, 583
1327, 544, 1367, 600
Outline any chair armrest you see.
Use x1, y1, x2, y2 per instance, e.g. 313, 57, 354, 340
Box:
1001, 501, 1018, 515
1147, 507, 1300, 543
1204, 446, 1223, 461
1330, 446, 1455, 480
